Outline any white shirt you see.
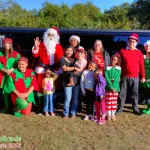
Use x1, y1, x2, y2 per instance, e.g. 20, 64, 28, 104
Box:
80, 70, 95, 94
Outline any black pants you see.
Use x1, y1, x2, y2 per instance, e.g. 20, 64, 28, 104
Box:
84, 89, 94, 115
118, 77, 139, 112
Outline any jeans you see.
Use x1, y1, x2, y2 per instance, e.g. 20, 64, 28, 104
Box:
63, 85, 80, 116
43, 93, 55, 112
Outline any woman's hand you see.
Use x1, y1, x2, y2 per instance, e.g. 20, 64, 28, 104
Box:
17, 93, 28, 99
7, 68, 14, 75
34, 37, 41, 47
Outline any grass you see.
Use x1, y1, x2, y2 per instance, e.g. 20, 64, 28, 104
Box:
0, 104, 150, 150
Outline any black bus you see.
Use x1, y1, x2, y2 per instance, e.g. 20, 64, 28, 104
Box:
0, 27, 150, 54
0, 27, 150, 104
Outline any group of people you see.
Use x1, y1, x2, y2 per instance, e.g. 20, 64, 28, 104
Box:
0, 27, 150, 126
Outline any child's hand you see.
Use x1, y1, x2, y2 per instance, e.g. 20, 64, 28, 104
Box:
83, 93, 86, 96
74, 67, 83, 72
112, 89, 116, 93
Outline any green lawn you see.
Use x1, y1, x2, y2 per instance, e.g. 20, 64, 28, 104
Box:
0, 104, 150, 150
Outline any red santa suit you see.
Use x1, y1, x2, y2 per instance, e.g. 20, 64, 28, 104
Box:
32, 28, 64, 93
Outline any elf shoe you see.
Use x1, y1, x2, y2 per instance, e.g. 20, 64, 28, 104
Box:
143, 103, 150, 114
14, 112, 23, 117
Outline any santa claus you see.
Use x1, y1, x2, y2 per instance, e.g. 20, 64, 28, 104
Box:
32, 27, 64, 93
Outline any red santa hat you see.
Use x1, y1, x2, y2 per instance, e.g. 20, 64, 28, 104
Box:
18, 56, 28, 64
46, 27, 59, 36
3, 38, 13, 45
69, 35, 80, 43
144, 40, 150, 47
128, 33, 139, 42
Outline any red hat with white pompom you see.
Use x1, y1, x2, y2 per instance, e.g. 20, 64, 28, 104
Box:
69, 35, 80, 43
46, 27, 59, 35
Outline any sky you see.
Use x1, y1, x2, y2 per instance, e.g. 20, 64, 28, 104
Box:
14, 0, 134, 12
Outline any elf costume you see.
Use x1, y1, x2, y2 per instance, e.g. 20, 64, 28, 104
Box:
0, 38, 20, 112
142, 41, 150, 114
4, 68, 38, 116
105, 66, 121, 117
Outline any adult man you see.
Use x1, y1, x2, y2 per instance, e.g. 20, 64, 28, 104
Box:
32, 27, 64, 114
32, 27, 63, 93
116, 33, 145, 115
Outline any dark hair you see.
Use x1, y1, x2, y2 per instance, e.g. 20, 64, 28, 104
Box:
64, 45, 75, 57
111, 54, 121, 66
88, 61, 98, 69
95, 68, 102, 73
45, 66, 52, 72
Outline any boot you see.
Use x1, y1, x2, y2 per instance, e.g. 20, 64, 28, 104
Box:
66, 77, 74, 86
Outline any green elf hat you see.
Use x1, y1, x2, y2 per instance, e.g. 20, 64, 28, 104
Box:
16, 98, 28, 110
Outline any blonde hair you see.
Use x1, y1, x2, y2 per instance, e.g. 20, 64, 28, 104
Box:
94, 39, 104, 53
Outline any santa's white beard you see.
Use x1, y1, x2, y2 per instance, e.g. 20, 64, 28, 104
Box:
43, 38, 56, 55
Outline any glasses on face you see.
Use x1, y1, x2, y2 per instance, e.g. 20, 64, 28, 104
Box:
129, 40, 136, 43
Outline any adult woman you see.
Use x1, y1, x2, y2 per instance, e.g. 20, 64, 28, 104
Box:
0, 38, 21, 113
142, 40, 150, 114
4, 57, 38, 117
87, 39, 110, 76
60, 45, 82, 118
69, 35, 81, 52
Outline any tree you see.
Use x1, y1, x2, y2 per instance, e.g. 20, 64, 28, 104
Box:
103, 3, 134, 30
130, 0, 150, 29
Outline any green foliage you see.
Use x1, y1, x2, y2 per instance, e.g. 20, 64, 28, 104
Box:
130, 0, 150, 29
0, 0, 149, 30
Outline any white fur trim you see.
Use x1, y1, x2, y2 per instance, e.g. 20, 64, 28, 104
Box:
35, 66, 45, 74
69, 35, 80, 43
144, 40, 150, 47
106, 66, 121, 70
46, 28, 57, 35
32, 46, 39, 54
78, 46, 84, 50
144, 55, 146, 59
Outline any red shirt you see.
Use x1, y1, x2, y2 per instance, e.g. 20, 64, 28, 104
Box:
120, 48, 145, 78
92, 51, 104, 76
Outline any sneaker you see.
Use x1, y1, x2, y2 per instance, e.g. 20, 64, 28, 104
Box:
84, 115, 89, 121
38, 112, 43, 115
90, 115, 95, 121
111, 115, 116, 121
107, 116, 111, 121
50, 112, 55, 116
63, 116, 68, 119
98, 118, 105, 125
71, 115, 76, 119
45, 112, 49, 116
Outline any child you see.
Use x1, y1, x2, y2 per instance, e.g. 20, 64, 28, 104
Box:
142, 40, 150, 114
66, 48, 87, 86
80, 61, 97, 121
42, 67, 58, 116
94, 68, 106, 125
105, 54, 121, 121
